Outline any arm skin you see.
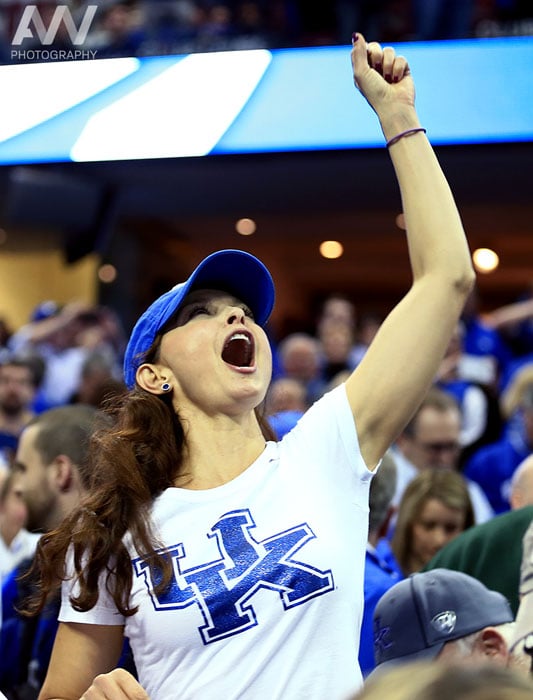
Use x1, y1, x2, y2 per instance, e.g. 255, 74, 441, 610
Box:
345, 34, 475, 469
38, 623, 149, 700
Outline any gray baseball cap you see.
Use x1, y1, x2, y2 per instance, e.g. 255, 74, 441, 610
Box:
372, 569, 514, 672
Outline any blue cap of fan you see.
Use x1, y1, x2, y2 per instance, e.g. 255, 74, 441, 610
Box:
123, 249, 275, 389
372, 569, 514, 674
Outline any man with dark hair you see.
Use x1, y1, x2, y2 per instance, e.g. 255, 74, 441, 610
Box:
0, 404, 107, 699
0, 357, 42, 469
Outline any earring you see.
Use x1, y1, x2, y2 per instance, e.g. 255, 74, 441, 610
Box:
161, 382, 171, 392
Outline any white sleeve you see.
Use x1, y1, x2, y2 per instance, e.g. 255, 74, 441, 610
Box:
59, 550, 126, 626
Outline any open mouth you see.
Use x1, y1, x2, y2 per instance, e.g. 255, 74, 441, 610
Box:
222, 331, 254, 368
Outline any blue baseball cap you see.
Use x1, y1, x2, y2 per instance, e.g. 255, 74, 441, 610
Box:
123, 249, 275, 389
372, 569, 514, 673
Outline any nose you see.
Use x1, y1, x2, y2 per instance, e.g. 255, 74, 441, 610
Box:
226, 306, 246, 325
432, 527, 448, 550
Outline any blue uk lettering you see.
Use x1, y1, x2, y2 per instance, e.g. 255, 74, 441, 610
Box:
134, 509, 334, 644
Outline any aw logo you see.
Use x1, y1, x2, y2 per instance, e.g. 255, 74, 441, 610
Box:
11, 5, 98, 61
134, 509, 334, 644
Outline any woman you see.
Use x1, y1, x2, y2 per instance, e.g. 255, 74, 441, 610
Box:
32, 33, 475, 699
0, 469, 41, 579
391, 469, 475, 576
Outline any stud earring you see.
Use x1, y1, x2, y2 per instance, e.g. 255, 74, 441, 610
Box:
161, 382, 171, 392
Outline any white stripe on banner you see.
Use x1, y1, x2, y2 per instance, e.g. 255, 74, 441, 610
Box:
0, 58, 139, 144
70, 49, 272, 162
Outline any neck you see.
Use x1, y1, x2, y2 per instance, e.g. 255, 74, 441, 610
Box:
175, 413, 267, 490
0, 522, 19, 547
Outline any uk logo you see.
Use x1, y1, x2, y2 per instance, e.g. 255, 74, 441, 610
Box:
373, 616, 393, 658
133, 509, 334, 644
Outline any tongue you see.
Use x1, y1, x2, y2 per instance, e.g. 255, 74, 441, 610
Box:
222, 338, 251, 367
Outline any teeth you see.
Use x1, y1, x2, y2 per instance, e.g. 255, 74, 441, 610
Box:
229, 332, 250, 342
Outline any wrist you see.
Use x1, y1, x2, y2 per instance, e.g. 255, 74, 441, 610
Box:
378, 109, 421, 143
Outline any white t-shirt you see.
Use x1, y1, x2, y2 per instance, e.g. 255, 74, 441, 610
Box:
60, 385, 374, 700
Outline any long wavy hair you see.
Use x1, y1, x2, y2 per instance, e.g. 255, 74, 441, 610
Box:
26, 335, 275, 618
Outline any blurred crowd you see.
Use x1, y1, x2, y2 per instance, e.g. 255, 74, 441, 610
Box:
0, 0, 532, 64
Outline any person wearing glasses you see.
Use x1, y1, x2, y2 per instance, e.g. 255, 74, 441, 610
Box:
391, 386, 494, 524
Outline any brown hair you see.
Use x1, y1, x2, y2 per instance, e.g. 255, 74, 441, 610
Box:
391, 468, 474, 576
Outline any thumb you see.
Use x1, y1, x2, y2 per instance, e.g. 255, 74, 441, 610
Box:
350, 32, 368, 73
350, 32, 384, 109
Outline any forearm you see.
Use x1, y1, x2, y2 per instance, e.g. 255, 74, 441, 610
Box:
380, 107, 474, 289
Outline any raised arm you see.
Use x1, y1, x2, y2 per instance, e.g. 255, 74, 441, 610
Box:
345, 34, 475, 469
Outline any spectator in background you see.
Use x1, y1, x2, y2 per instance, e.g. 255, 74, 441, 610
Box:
482, 286, 533, 360
0, 318, 12, 360
69, 351, 126, 409
352, 312, 382, 367
275, 331, 327, 405
8, 301, 124, 412
232, 1, 273, 49
0, 405, 116, 699
316, 294, 357, 331
391, 386, 494, 524
86, 0, 146, 59
355, 663, 533, 700
509, 454, 533, 511
411, 0, 475, 40
435, 321, 503, 457
369, 569, 528, 683
459, 286, 513, 391
265, 376, 307, 414
423, 505, 533, 616
315, 293, 363, 382
264, 376, 307, 440
464, 377, 533, 514
317, 320, 357, 385
510, 518, 533, 674
0, 469, 40, 581
391, 468, 475, 577
334, 1, 387, 45
0, 356, 42, 468
195, 3, 236, 52
360, 450, 401, 678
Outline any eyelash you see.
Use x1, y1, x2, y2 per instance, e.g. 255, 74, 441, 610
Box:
187, 305, 210, 320
184, 303, 254, 321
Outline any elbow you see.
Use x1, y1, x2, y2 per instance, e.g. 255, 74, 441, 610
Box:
455, 264, 476, 298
